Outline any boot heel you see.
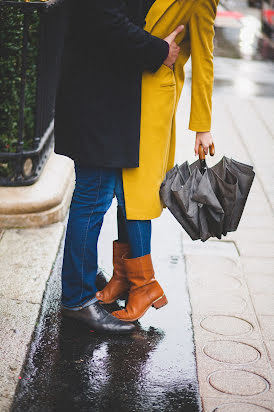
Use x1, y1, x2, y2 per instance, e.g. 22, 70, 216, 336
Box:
152, 295, 168, 310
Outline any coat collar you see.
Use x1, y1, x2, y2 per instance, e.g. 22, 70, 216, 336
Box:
145, 0, 180, 32
145, 0, 200, 33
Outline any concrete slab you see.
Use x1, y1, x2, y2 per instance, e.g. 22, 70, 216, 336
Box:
187, 272, 244, 292
238, 215, 274, 230
192, 313, 263, 343
251, 294, 274, 316
189, 291, 253, 315
258, 316, 274, 341
202, 397, 274, 412
0, 298, 40, 410
246, 273, 274, 294
0, 221, 66, 410
237, 243, 274, 258
184, 239, 239, 259
228, 228, 274, 244
264, 341, 274, 369
250, 97, 274, 141
0, 223, 65, 303
0, 153, 75, 228
241, 258, 274, 275
197, 338, 268, 368
197, 364, 273, 401
185, 255, 241, 277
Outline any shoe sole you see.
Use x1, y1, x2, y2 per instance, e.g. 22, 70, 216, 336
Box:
61, 314, 135, 334
113, 294, 168, 322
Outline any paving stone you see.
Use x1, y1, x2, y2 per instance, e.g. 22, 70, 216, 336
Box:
252, 294, 274, 315
241, 258, 274, 275
243, 201, 273, 217
246, 274, 274, 294
202, 397, 274, 412
250, 96, 274, 140
197, 363, 274, 401
264, 341, 274, 368
183, 239, 239, 259
189, 291, 252, 315
195, 342, 272, 390
231, 228, 274, 244
0, 298, 40, 407
200, 340, 262, 366
0, 397, 13, 412
192, 313, 262, 341
0, 223, 65, 303
187, 272, 243, 292
237, 243, 274, 258
258, 316, 274, 340
0, 221, 65, 411
185, 255, 241, 277
208, 369, 270, 396
238, 215, 274, 229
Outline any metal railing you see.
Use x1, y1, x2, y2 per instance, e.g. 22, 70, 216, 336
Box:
0, 0, 67, 186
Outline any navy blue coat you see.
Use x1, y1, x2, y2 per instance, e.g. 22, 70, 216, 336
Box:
54, 0, 169, 168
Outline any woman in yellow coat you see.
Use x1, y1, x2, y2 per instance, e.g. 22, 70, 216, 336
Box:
123, 0, 219, 220
97, 0, 219, 321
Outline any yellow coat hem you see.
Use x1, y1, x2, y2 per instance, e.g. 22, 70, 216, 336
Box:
125, 206, 163, 221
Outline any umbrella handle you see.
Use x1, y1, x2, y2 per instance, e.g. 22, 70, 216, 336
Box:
199, 143, 215, 160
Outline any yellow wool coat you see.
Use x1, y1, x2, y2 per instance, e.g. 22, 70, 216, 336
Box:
122, 0, 219, 220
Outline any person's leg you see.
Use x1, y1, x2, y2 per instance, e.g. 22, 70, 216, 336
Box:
124, 219, 152, 258
115, 172, 152, 258
96, 171, 151, 304
117, 206, 129, 244
61, 166, 116, 310
112, 171, 167, 321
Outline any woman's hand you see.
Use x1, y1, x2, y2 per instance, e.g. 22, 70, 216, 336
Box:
194, 131, 213, 156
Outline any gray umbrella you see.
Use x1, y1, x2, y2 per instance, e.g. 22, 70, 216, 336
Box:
211, 157, 255, 235
160, 162, 200, 241
160, 145, 255, 241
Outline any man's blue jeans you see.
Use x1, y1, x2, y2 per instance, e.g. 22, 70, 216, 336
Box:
61, 166, 151, 310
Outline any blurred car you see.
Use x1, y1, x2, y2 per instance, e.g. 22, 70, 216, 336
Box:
262, 0, 274, 37
248, 0, 262, 7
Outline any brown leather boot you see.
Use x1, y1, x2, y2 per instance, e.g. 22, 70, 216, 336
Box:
112, 254, 167, 322
96, 241, 130, 304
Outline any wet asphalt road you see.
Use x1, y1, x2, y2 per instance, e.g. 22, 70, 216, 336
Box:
12, 211, 201, 412
11, 2, 274, 411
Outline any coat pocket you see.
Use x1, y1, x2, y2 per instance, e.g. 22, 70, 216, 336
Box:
159, 64, 176, 87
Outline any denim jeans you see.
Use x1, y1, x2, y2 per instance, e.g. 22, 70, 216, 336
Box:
61, 166, 151, 309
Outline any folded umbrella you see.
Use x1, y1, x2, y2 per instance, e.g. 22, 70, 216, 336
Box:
160, 162, 200, 241
212, 157, 255, 234
160, 144, 255, 241
160, 145, 225, 242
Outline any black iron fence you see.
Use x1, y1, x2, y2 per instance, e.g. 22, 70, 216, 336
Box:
0, 0, 67, 186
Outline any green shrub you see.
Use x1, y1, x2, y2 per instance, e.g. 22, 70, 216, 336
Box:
0, 4, 40, 154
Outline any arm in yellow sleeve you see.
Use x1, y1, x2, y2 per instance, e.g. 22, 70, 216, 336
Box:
188, 0, 219, 132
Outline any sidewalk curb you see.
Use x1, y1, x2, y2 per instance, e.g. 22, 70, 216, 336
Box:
0, 222, 66, 411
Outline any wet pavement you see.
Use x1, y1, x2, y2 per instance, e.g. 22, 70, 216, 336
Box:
11, 210, 201, 412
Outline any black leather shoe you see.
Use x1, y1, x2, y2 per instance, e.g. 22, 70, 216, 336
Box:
61, 301, 135, 334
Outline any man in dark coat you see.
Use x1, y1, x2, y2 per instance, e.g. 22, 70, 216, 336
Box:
55, 0, 182, 334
